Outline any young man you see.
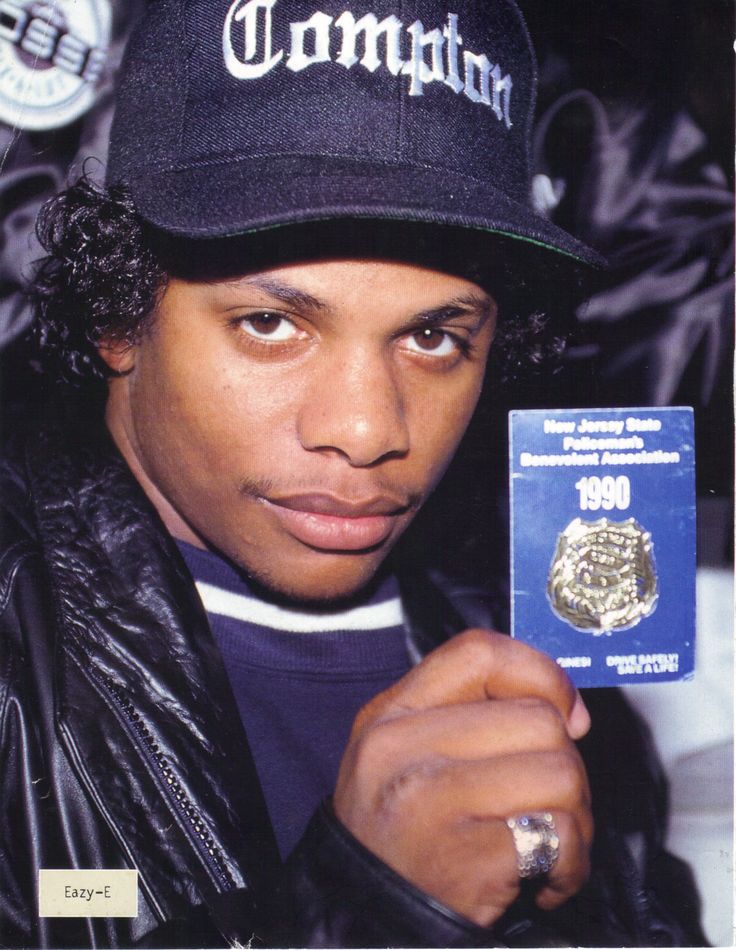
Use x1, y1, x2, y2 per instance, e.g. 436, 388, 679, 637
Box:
0, 0, 705, 946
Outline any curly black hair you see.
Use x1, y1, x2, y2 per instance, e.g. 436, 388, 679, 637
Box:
30, 175, 583, 388
31, 177, 167, 385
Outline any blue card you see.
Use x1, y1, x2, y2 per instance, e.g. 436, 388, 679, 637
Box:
509, 407, 696, 688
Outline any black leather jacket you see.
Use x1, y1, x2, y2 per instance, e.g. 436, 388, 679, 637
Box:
0, 414, 706, 948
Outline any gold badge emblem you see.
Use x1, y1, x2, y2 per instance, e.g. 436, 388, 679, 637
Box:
547, 517, 658, 634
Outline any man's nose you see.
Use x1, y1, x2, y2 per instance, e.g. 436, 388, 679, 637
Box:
297, 350, 410, 467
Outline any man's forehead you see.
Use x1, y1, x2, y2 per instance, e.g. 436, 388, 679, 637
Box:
156, 219, 503, 292
195, 259, 497, 322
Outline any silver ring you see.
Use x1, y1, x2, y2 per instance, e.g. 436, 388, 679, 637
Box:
506, 812, 560, 879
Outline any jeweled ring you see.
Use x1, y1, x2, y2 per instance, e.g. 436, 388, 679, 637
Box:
506, 813, 560, 879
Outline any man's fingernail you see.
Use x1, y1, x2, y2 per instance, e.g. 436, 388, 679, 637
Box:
569, 692, 591, 739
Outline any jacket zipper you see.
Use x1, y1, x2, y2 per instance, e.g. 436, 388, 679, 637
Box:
96, 669, 235, 891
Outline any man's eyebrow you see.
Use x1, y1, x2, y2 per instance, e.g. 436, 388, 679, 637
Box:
412, 293, 495, 327
229, 275, 327, 312
220, 281, 493, 324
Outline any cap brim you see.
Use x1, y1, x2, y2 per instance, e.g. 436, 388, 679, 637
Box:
125, 154, 606, 268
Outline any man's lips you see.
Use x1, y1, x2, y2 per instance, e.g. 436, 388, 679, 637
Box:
262, 492, 411, 551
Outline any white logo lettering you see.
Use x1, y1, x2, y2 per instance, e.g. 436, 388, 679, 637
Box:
462, 50, 512, 126
222, 1, 514, 125
223, 0, 283, 79
287, 11, 333, 72
493, 69, 513, 128
335, 12, 404, 75
442, 13, 463, 94
403, 20, 445, 97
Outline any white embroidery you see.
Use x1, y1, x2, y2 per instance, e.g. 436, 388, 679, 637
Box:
287, 10, 333, 72
442, 13, 464, 94
223, 0, 283, 79
402, 20, 445, 97
223, 0, 514, 126
334, 12, 404, 75
463, 49, 513, 124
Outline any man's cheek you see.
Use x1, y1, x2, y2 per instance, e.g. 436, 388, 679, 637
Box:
424, 411, 476, 484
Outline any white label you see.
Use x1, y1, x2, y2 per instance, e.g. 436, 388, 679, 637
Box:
38, 869, 138, 918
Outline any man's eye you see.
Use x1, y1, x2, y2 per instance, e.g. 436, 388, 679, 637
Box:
404, 328, 459, 357
240, 313, 298, 341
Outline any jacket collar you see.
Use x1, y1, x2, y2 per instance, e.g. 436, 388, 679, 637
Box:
25, 411, 281, 918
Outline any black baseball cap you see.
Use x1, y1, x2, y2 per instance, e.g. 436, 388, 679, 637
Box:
107, 0, 604, 268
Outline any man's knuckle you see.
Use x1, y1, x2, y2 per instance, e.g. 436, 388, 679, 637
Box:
454, 627, 495, 663
353, 716, 419, 784
352, 691, 390, 732
553, 750, 586, 800
373, 716, 409, 758
349, 722, 387, 772
520, 698, 566, 742
379, 760, 442, 815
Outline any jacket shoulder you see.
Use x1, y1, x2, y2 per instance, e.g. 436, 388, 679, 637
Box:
0, 440, 46, 676
0, 438, 40, 583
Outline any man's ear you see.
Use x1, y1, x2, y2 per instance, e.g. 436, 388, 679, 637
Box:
97, 336, 137, 375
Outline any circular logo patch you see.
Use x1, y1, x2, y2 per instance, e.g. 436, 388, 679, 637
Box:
0, 0, 110, 131
547, 516, 658, 634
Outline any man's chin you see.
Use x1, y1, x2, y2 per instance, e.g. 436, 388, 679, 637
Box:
227, 548, 395, 610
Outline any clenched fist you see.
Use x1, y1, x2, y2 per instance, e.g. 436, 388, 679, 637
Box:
333, 629, 593, 928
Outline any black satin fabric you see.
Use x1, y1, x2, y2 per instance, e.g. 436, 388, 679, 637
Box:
0, 410, 707, 948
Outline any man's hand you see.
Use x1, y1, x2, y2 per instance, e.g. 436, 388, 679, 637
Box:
333, 629, 593, 928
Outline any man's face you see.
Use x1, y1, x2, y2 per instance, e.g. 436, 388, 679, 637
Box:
105, 256, 496, 603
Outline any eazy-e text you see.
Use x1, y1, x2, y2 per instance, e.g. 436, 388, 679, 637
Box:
64, 886, 112, 902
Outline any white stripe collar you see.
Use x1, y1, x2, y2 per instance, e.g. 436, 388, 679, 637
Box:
194, 580, 404, 634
